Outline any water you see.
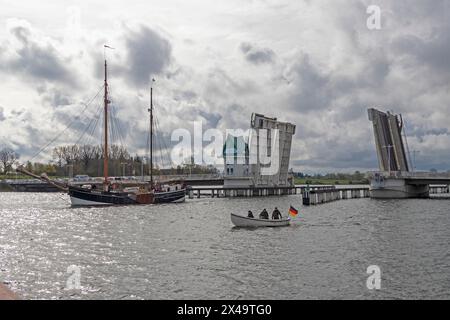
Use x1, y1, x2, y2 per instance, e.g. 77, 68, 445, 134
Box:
0, 192, 449, 300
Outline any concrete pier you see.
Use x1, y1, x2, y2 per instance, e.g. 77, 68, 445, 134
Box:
430, 185, 450, 194
187, 185, 335, 199
302, 187, 370, 206
368, 171, 450, 199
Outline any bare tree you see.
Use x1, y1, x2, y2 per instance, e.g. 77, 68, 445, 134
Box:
0, 148, 19, 174
80, 145, 95, 171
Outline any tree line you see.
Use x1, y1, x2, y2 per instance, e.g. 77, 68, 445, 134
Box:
1, 144, 219, 178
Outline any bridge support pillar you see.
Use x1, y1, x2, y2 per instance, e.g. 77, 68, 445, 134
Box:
369, 178, 430, 199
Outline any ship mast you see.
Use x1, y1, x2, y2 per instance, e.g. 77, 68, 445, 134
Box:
103, 59, 109, 189
148, 84, 154, 186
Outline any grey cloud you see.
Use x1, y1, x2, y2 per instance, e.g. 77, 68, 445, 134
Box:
41, 89, 72, 107
0, 25, 77, 87
388, 0, 450, 76
0, 106, 5, 121
1, 2, 450, 173
240, 42, 275, 65
287, 54, 331, 113
197, 109, 222, 128
124, 26, 172, 87
414, 151, 450, 171
172, 90, 197, 103
205, 68, 257, 101
408, 126, 450, 142
293, 148, 377, 171
391, 32, 450, 76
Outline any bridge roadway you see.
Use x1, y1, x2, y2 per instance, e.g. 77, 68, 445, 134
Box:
368, 171, 450, 198
369, 171, 450, 185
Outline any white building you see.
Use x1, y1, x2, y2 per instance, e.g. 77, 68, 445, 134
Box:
223, 134, 252, 187
223, 113, 296, 188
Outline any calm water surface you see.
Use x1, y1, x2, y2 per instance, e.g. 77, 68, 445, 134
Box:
0, 192, 449, 299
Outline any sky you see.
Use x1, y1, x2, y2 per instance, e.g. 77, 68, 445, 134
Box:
0, 0, 449, 173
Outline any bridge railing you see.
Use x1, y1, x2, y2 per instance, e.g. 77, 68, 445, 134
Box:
367, 171, 450, 179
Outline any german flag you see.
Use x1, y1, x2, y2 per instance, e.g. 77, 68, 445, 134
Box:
289, 206, 298, 217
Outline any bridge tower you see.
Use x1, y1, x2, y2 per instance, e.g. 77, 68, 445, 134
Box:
368, 108, 430, 198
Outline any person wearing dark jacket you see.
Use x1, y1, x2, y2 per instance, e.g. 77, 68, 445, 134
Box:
272, 207, 282, 220
247, 210, 254, 218
259, 209, 269, 219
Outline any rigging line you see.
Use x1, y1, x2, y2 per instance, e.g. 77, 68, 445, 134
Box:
29, 85, 105, 162
86, 103, 103, 146
109, 104, 118, 146
154, 118, 165, 168
81, 106, 102, 147
106, 86, 116, 147
152, 113, 161, 167
107, 85, 125, 148
154, 114, 172, 167
108, 109, 115, 150
156, 114, 171, 164
111, 102, 125, 147
74, 101, 103, 147
154, 117, 164, 170
110, 103, 125, 148
77, 91, 103, 147
146, 115, 150, 163
112, 107, 124, 149
157, 130, 165, 169
109, 103, 119, 149
156, 116, 172, 169
153, 115, 163, 168
98, 102, 104, 148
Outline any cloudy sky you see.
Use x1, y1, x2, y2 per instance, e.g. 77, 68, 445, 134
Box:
0, 0, 449, 173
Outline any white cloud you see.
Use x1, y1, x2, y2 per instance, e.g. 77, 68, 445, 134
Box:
0, 0, 449, 172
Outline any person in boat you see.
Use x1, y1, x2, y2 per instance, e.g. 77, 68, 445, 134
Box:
272, 207, 282, 220
259, 209, 269, 219
247, 210, 254, 218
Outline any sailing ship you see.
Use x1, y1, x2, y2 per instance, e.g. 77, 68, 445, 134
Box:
18, 50, 186, 206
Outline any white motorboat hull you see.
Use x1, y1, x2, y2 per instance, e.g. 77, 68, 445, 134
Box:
231, 213, 290, 228
70, 195, 114, 206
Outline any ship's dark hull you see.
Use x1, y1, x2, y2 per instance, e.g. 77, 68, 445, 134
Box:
153, 189, 186, 203
68, 187, 185, 206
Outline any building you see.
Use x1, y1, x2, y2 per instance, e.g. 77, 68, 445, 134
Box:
223, 113, 296, 188
223, 134, 252, 187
